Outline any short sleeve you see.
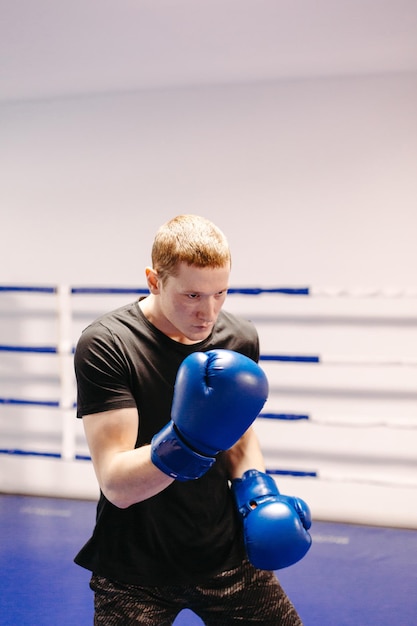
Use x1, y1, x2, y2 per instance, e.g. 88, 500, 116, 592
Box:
74, 323, 137, 418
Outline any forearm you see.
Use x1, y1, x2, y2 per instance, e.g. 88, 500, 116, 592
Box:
97, 444, 174, 509
225, 427, 266, 480
83, 409, 174, 509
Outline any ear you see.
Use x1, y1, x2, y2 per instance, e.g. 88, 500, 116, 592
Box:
145, 267, 160, 294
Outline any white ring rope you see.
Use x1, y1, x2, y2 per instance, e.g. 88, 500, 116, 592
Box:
266, 469, 417, 489
318, 355, 417, 367
305, 416, 417, 429
260, 413, 417, 429
308, 286, 417, 298
260, 354, 417, 367
316, 472, 417, 489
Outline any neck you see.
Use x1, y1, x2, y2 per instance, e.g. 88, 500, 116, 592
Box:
139, 296, 199, 345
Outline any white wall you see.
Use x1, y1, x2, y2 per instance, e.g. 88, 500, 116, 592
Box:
2, 72, 417, 286
1, 72, 417, 527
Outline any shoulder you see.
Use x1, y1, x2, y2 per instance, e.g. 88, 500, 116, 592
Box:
79, 302, 140, 339
75, 302, 142, 361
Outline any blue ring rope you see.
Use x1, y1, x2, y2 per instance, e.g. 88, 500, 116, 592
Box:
0, 449, 61, 458
0, 398, 60, 407
0, 285, 310, 296
0, 448, 314, 476
71, 287, 310, 296
0, 399, 308, 422
71, 287, 150, 295
260, 412, 310, 421
0, 343, 319, 362
0, 448, 90, 461
0, 344, 58, 353
0, 286, 56, 293
0, 345, 77, 354
260, 354, 320, 363
227, 287, 310, 295
267, 469, 318, 478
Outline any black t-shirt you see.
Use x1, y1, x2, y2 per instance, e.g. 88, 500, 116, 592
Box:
74, 300, 260, 585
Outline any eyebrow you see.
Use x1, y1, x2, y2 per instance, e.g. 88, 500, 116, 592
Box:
182, 287, 228, 295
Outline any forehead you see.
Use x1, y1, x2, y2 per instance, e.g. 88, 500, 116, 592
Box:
170, 262, 230, 292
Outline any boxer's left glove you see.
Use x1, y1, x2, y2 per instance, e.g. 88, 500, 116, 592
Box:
232, 469, 312, 570
151, 349, 268, 481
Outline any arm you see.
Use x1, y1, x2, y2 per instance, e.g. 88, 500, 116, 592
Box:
82, 349, 268, 506
224, 426, 266, 479
83, 407, 174, 509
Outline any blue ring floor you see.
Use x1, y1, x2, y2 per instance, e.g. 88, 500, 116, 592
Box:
1, 493, 416, 625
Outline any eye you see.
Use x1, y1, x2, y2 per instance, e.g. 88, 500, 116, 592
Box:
187, 293, 199, 299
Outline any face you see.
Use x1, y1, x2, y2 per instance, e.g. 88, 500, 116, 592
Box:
144, 262, 230, 344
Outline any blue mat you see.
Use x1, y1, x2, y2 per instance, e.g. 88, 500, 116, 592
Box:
1, 494, 416, 625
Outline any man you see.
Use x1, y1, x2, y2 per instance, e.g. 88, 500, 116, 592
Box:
74, 214, 311, 625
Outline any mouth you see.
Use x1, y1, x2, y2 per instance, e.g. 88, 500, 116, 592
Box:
193, 323, 212, 331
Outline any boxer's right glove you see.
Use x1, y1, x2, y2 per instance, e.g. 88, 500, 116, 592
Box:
232, 469, 312, 570
151, 349, 268, 481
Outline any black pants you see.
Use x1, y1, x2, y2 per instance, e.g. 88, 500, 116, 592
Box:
90, 559, 303, 625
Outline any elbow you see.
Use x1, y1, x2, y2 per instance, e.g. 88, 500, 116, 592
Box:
100, 477, 136, 509
103, 486, 134, 509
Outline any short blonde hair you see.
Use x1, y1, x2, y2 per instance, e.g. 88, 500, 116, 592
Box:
151, 215, 231, 284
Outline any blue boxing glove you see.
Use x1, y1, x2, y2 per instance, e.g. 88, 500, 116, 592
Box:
232, 469, 312, 570
151, 350, 268, 481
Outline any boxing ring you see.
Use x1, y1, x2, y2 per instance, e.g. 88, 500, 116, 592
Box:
1, 284, 417, 626
1, 284, 417, 528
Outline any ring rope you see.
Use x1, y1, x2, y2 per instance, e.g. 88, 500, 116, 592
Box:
0, 286, 56, 294
1, 448, 415, 489
261, 413, 309, 421
0, 448, 88, 461
267, 468, 417, 488
0, 344, 58, 354
0, 398, 60, 407
260, 354, 417, 367
2, 344, 417, 367
71, 287, 149, 295
267, 469, 318, 478
260, 413, 417, 429
2, 284, 417, 298
2, 398, 416, 430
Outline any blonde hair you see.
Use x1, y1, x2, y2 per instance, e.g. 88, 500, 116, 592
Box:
151, 215, 231, 284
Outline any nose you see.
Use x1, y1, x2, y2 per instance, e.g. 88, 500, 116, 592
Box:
197, 296, 217, 321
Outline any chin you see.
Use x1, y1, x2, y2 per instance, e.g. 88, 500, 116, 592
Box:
188, 329, 211, 342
